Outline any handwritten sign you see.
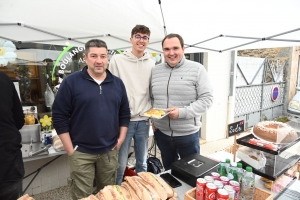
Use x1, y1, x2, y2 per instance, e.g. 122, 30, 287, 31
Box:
228, 120, 245, 137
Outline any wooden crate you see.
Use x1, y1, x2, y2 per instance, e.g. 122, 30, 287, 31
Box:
184, 186, 273, 200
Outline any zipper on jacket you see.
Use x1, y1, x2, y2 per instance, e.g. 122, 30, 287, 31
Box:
99, 85, 102, 94
167, 68, 173, 131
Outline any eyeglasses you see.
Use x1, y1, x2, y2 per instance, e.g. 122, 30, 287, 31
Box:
134, 34, 149, 41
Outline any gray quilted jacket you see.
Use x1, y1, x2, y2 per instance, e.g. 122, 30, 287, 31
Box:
151, 56, 213, 137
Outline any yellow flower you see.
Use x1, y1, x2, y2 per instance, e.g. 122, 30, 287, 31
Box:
40, 115, 52, 127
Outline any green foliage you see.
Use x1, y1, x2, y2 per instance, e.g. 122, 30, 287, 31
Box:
275, 116, 289, 123
263, 114, 289, 123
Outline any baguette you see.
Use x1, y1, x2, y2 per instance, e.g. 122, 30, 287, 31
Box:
137, 172, 167, 200
17, 194, 35, 200
134, 176, 160, 200
121, 182, 141, 200
79, 194, 99, 200
138, 172, 174, 198
96, 185, 123, 200
118, 184, 132, 200
124, 176, 152, 200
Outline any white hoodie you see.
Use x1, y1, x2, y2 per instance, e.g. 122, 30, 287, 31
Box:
109, 51, 155, 121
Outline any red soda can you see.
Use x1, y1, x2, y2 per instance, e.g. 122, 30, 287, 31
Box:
217, 189, 229, 200
213, 180, 224, 189
211, 172, 221, 180
223, 185, 235, 200
204, 175, 214, 183
229, 180, 240, 200
205, 183, 217, 200
219, 176, 230, 185
196, 178, 206, 200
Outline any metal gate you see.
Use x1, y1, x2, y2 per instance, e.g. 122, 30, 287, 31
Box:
234, 57, 286, 129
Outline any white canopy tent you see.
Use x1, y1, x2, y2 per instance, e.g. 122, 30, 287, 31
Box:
0, 0, 299, 53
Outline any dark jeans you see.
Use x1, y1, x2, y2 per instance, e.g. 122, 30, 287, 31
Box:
0, 150, 24, 200
154, 129, 200, 170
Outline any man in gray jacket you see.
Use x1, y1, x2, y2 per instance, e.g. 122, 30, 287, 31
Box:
151, 33, 213, 170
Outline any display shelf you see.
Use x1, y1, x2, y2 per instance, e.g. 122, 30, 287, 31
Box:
236, 133, 300, 155
240, 153, 300, 181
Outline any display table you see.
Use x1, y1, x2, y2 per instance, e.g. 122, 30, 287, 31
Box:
22, 142, 66, 195
22, 143, 65, 162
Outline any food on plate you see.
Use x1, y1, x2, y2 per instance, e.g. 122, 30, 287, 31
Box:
143, 109, 167, 118
253, 121, 298, 143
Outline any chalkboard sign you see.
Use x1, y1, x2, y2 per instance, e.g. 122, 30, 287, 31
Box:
228, 120, 245, 137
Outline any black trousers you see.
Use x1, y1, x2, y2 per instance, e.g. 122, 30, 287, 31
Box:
0, 150, 24, 200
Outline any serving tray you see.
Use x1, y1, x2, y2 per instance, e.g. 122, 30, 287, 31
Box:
141, 108, 170, 119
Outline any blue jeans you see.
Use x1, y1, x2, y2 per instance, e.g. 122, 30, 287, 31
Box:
154, 129, 200, 171
117, 120, 149, 185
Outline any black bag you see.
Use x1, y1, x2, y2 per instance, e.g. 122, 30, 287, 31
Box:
147, 157, 163, 174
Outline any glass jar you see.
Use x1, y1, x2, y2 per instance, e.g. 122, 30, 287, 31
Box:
25, 109, 35, 125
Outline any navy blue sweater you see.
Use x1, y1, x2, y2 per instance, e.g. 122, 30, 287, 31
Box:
0, 72, 24, 183
52, 67, 130, 154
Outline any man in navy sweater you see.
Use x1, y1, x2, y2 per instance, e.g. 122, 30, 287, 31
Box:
52, 39, 130, 199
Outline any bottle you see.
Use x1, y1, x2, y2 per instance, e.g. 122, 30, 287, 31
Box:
225, 158, 231, 174
227, 162, 238, 181
240, 166, 255, 200
236, 162, 244, 183
45, 83, 54, 108
218, 159, 227, 177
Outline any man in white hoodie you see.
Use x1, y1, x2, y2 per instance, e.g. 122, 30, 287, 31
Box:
109, 25, 155, 185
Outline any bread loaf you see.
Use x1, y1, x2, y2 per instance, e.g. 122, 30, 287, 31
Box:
17, 194, 35, 200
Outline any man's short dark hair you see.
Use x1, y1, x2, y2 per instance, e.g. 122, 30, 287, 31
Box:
131, 25, 151, 37
85, 39, 108, 54
162, 34, 184, 48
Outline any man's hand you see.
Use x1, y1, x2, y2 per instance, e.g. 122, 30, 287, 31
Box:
112, 138, 124, 150
167, 107, 179, 119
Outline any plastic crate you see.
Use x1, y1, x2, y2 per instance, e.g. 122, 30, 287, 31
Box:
184, 186, 273, 200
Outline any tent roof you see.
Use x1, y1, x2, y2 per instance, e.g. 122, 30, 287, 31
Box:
0, 0, 299, 53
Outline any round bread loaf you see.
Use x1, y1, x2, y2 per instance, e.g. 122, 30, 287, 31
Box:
253, 121, 298, 143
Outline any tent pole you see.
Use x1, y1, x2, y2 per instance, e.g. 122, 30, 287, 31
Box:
0, 23, 18, 26
0, 36, 17, 42
186, 45, 220, 52
20, 23, 68, 40
72, 35, 108, 39
158, 0, 167, 36
192, 35, 223, 46
223, 35, 300, 42
221, 39, 261, 52
265, 27, 300, 39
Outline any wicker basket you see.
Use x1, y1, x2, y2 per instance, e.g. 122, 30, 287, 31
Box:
184, 188, 195, 200
184, 186, 273, 200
